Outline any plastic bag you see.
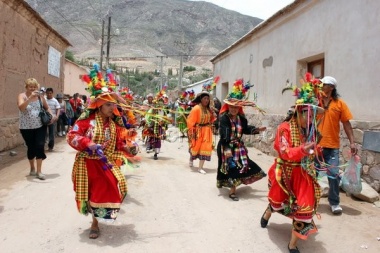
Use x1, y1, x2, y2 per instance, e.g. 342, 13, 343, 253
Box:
341, 155, 362, 194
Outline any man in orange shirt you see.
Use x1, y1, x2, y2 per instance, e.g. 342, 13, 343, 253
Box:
317, 76, 357, 215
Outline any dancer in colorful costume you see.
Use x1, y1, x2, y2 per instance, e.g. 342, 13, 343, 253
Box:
187, 77, 219, 174
67, 64, 136, 239
260, 73, 324, 253
145, 88, 171, 160
176, 91, 190, 137
216, 79, 267, 201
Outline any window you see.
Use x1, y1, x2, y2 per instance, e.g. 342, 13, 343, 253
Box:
307, 59, 324, 79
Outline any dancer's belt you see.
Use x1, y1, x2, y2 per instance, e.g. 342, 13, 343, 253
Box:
196, 123, 211, 127
276, 158, 301, 166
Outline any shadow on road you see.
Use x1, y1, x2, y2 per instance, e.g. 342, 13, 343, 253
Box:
266, 222, 328, 253
79, 223, 138, 246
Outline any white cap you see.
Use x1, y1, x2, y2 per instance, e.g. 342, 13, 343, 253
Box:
320, 76, 337, 87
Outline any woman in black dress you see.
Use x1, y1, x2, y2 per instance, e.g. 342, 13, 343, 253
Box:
216, 79, 267, 201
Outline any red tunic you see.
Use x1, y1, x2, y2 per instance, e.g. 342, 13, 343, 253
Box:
267, 121, 321, 240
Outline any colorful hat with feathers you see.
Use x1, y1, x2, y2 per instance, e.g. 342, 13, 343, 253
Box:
282, 72, 324, 113
188, 90, 195, 101
153, 83, 168, 105
119, 87, 134, 102
82, 63, 120, 109
223, 78, 257, 107
192, 76, 220, 103
180, 91, 188, 100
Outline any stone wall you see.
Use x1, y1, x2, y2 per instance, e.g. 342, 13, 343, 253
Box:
243, 113, 380, 193
0, 117, 24, 151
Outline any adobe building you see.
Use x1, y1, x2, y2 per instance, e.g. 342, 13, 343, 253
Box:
0, 0, 71, 151
211, 0, 380, 193
64, 59, 89, 96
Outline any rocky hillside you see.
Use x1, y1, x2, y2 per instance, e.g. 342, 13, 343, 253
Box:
26, 0, 262, 70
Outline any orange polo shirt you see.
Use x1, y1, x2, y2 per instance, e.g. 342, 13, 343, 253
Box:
318, 98, 353, 149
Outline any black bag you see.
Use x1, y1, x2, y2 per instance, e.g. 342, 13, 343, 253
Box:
38, 97, 52, 125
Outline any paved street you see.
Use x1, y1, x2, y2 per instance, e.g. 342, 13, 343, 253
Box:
0, 130, 379, 253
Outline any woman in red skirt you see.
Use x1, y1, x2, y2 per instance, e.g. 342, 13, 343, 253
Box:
67, 64, 136, 239
261, 73, 324, 253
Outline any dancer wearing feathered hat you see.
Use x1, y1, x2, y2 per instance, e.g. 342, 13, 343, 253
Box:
144, 86, 171, 160
216, 79, 267, 201
260, 72, 324, 253
187, 77, 219, 174
67, 64, 137, 239
176, 90, 191, 137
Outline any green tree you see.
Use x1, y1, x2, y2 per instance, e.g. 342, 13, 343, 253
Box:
65, 50, 75, 62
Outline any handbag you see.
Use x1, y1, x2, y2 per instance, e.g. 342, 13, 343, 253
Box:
38, 97, 52, 125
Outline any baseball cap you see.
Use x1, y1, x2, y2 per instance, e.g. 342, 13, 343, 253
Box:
320, 76, 337, 87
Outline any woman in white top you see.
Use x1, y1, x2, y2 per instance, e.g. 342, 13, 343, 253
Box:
17, 78, 53, 180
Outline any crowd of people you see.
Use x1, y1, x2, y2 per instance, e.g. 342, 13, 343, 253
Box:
17, 68, 357, 252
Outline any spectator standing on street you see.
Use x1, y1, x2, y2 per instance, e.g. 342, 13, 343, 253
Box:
56, 93, 68, 136
17, 78, 53, 180
212, 97, 222, 134
261, 73, 324, 253
45, 88, 60, 151
70, 93, 82, 126
316, 76, 357, 215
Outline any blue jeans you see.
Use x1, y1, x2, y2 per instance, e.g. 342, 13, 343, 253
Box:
321, 148, 340, 205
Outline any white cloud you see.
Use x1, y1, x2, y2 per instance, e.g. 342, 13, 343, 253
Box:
188, 0, 294, 19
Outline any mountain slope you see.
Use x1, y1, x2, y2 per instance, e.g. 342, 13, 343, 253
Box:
26, 0, 262, 69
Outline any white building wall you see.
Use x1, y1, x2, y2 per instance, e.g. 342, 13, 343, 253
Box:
213, 0, 380, 121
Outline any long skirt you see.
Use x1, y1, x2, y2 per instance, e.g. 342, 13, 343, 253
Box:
267, 162, 319, 239
216, 142, 266, 188
86, 159, 123, 221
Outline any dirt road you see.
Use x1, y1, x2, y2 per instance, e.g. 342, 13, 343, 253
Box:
0, 133, 379, 253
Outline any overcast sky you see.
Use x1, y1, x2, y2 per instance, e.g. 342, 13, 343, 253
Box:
189, 0, 294, 19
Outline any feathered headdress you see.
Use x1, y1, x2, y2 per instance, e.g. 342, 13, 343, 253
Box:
82, 63, 119, 108
220, 78, 264, 113
202, 76, 220, 93
119, 87, 134, 102
188, 90, 195, 100
153, 83, 168, 105
192, 76, 220, 103
180, 91, 188, 100
282, 72, 324, 113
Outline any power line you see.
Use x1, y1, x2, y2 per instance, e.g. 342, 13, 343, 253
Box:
42, 1, 97, 46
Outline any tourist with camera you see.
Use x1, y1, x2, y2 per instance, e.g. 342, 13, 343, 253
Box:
17, 78, 53, 180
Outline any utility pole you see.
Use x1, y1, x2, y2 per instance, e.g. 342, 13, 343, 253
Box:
179, 55, 183, 89
106, 16, 111, 69
158, 56, 164, 90
99, 19, 105, 70
174, 36, 191, 91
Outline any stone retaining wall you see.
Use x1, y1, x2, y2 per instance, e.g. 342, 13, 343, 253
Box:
243, 113, 380, 193
0, 117, 24, 152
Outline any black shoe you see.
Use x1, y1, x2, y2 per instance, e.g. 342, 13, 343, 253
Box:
260, 205, 271, 228
288, 244, 300, 253
229, 193, 239, 201
153, 154, 158, 160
